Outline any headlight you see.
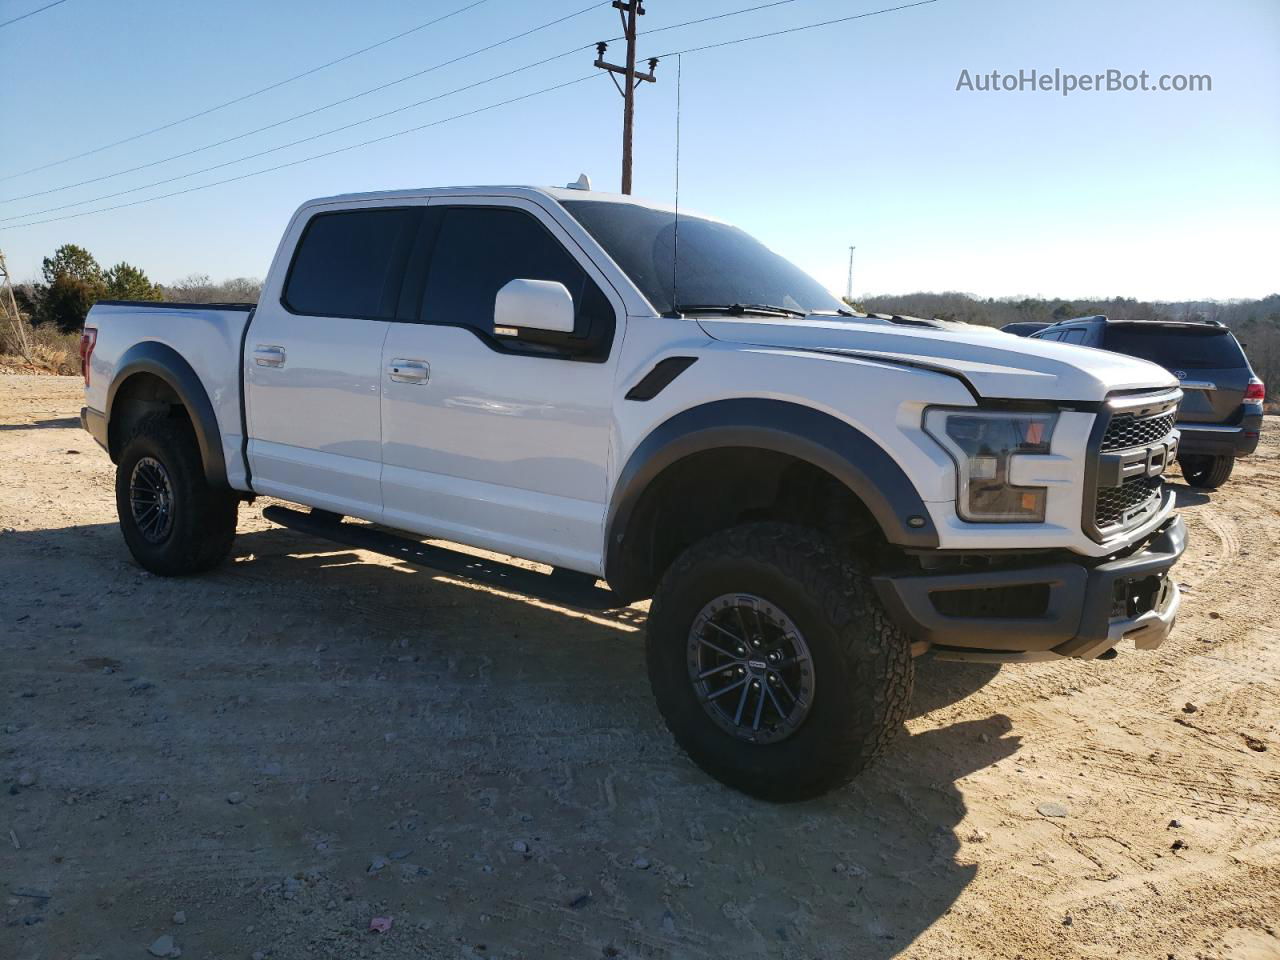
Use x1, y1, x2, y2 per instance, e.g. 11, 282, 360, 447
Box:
924, 408, 1058, 523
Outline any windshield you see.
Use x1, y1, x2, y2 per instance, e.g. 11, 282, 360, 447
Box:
1102, 326, 1247, 369
560, 200, 845, 317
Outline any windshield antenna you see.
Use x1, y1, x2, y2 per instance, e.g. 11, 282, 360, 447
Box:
670, 53, 682, 318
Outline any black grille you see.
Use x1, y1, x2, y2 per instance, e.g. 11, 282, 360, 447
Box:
1101, 412, 1177, 452
1094, 475, 1162, 530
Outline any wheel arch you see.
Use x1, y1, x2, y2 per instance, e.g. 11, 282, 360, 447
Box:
106, 341, 228, 489
604, 399, 938, 602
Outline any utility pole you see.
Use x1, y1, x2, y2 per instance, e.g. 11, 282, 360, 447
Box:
0, 250, 32, 360
594, 1, 657, 194
846, 245, 856, 302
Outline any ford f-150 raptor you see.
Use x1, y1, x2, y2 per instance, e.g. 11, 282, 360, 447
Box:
79, 184, 1187, 800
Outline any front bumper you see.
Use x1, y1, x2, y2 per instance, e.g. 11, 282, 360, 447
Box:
81, 406, 108, 452
1177, 413, 1262, 458
873, 514, 1185, 661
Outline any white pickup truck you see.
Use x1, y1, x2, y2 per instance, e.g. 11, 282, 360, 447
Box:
80, 183, 1186, 800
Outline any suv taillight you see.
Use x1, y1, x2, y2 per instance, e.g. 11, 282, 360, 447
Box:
1244, 378, 1265, 406
79, 328, 97, 386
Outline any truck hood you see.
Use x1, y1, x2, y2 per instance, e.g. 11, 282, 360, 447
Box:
695, 316, 1178, 402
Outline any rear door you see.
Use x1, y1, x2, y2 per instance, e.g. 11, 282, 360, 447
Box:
1100, 325, 1249, 424
245, 204, 421, 518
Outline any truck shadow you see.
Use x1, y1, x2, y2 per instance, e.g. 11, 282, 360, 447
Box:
0, 415, 81, 431
1166, 481, 1212, 508
5, 519, 1018, 958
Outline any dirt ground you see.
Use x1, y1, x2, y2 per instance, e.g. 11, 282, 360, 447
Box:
3, 374, 1279, 960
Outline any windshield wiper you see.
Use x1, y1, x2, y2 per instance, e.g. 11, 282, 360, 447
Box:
676, 303, 809, 319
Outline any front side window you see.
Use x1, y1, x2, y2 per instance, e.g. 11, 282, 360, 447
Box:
284, 208, 419, 318
561, 200, 846, 317
420, 207, 610, 341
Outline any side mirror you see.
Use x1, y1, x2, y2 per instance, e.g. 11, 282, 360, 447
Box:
494, 278, 575, 335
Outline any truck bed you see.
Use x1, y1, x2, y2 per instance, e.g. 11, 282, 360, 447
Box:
83, 300, 257, 491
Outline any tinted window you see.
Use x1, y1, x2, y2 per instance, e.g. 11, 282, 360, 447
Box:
285, 208, 419, 318
1060, 328, 1089, 344
1102, 326, 1247, 369
562, 200, 845, 316
421, 207, 606, 338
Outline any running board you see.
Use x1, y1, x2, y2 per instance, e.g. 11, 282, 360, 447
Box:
261, 505, 622, 611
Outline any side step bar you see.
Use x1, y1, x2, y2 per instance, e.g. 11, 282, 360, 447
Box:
261, 505, 623, 611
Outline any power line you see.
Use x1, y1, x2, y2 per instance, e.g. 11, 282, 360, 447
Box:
0, 0, 493, 182
2, 0, 805, 205
2, 74, 601, 230
0, 46, 602, 223
0, 0, 70, 30
647, 0, 938, 59
636, 0, 810, 39
2, 0, 823, 216
1, 1, 611, 205
0, 0, 940, 230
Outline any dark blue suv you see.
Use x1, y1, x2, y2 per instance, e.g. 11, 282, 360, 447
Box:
1031, 316, 1265, 489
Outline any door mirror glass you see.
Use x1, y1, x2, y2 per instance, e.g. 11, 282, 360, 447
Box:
494, 278, 575, 334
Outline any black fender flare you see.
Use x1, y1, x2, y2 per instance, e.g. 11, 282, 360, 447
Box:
604, 398, 939, 591
106, 341, 228, 489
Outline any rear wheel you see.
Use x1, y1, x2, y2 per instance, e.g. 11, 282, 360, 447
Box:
1179, 453, 1234, 490
645, 522, 913, 801
115, 414, 238, 575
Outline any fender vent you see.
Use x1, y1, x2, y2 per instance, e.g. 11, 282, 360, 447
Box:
625, 356, 697, 401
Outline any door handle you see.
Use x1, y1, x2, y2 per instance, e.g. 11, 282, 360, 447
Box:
254, 345, 286, 367
388, 359, 430, 383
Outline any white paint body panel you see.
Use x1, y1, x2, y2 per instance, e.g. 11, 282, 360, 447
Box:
84, 183, 1181, 577
244, 312, 390, 518
82, 303, 254, 489
695, 316, 1178, 402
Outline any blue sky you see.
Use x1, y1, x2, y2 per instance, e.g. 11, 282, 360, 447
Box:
0, 0, 1276, 300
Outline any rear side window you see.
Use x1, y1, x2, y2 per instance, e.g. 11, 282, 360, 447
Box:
285, 208, 420, 318
1102, 327, 1246, 369
420, 206, 605, 334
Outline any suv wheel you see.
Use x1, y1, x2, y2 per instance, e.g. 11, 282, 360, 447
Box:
1179, 453, 1234, 490
115, 414, 239, 576
646, 522, 913, 801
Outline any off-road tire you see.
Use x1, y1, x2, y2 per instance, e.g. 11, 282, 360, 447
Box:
115, 413, 238, 576
646, 522, 913, 801
1179, 453, 1234, 490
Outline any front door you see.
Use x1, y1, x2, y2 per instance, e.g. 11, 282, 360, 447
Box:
246, 205, 420, 519
379, 197, 623, 574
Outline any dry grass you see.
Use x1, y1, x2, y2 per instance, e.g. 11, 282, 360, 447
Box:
0, 324, 82, 376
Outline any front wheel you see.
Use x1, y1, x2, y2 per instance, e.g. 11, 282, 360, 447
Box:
115, 414, 239, 576
1179, 453, 1234, 490
645, 522, 913, 801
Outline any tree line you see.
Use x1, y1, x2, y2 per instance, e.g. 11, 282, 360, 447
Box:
856, 291, 1280, 331
12, 243, 262, 334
